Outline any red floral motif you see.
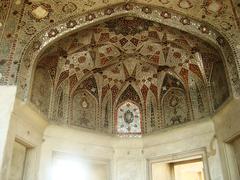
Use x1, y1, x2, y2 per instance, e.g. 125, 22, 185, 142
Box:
56, 70, 69, 89
69, 74, 78, 92
102, 84, 110, 101
98, 33, 110, 42
179, 68, 189, 85
130, 38, 139, 46
141, 85, 149, 102
111, 85, 119, 103
119, 38, 128, 46
189, 64, 204, 81
150, 55, 160, 64
117, 85, 141, 106
101, 57, 109, 65
150, 84, 158, 100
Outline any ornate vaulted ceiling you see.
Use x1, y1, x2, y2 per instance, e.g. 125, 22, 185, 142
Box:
0, 0, 240, 87
31, 16, 229, 136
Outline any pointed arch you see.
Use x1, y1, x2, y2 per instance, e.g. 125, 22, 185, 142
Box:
51, 79, 69, 124
101, 90, 113, 133
71, 89, 97, 129
30, 66, 52, 117
71, 74, 99, 100
116, 101, 142, 136
117, 84, 142, 107
188, 71, 210, 119
160, 72, 186, 98
162, 88, 190, 127
114, 84, 143, 135
70, 74, 98, 129
210, 61, 230, 110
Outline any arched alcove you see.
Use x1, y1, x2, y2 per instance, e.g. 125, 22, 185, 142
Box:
17, 3, 240, 102
71, 89, 97, 129
28, 12, 232, 136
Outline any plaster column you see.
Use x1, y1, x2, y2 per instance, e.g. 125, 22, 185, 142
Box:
0, 85, 17, 180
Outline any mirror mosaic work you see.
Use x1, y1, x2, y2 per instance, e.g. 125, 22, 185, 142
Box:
31, 16, 230, 136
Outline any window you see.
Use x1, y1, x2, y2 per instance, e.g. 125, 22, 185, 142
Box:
51, 153, 109, 180
116, 101, 142, 136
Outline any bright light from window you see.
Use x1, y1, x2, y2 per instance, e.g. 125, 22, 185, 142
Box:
51, 158, 90, 180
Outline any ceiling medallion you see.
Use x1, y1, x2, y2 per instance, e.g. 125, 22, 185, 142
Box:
104, 8, 114, 15
66, 20, 77, 28
86, 13, 96, 21
180, 17, 190, 25
48, 29, 59, 38
161, 11, 171, 19
142, 6, 152, 14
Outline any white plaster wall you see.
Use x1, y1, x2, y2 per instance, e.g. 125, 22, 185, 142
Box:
39, 126, 114, 180
213, 99, 240, 180
0, 86, 17, 180
232, 137, 240, 172
8, 141, 27, 180
39, 119, 224, 180
3, 98, 48, 180
213, 99, 240, 142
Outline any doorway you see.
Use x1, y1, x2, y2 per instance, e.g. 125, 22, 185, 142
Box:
150, 153, 208, 180
8, 141, 28, 180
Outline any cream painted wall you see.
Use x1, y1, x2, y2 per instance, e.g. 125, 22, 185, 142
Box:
39, 119, 224, 180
